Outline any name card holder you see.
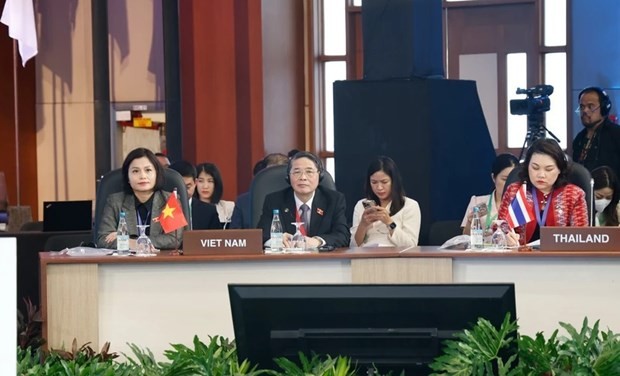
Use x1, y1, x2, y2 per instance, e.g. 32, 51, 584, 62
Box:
183, 229, 263, 255
540, 227, 620, 251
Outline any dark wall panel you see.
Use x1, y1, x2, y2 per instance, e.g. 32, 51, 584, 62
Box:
362, 0, 444, 79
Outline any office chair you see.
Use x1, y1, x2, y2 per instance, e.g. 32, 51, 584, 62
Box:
93, 168, 190, 243
503, 163, 593, 225
44, 233, 95, 251
20, 221, 44, 231
427, 220, 463, 245
249, 165, 336, 228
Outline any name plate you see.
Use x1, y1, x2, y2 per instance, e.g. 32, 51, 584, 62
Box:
540, 227, 620, 251
183, 229, 263, 255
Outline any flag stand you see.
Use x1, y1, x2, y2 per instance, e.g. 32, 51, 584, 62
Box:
174, 229, 183, 255
11, 40, 21, 205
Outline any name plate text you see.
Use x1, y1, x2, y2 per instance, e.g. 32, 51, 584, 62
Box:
183, 229, 263, 255
540, 227, 620, 251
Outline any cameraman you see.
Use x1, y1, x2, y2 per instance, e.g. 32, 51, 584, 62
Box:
572, 87, 620, 178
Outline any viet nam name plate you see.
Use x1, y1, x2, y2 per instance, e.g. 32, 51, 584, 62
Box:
540, 227, 620, 251
183, 229, 263, 255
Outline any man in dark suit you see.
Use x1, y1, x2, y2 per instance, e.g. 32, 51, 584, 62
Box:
257, 151, 350, 248
169, 161, 220, 230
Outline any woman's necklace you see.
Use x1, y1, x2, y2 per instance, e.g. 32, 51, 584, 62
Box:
540, 192, 551, 206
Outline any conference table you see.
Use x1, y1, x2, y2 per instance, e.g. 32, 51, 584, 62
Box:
40, 247, 620, 358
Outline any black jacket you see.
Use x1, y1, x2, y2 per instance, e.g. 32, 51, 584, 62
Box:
257, 186, 350, 247
573, 118, 620, 178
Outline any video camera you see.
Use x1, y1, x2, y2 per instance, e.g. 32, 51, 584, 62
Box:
509, 84, 554, 115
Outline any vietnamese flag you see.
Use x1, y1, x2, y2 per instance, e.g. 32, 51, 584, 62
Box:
156, 193, 188, 233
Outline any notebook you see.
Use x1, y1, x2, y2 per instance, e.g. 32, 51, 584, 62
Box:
43, 200, 93, 232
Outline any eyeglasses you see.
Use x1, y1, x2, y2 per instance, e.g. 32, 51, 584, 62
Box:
290, 169, 318, 179
575, 104, 601, 114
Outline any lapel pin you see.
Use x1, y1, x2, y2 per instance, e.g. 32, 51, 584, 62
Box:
316, 208, 324, 216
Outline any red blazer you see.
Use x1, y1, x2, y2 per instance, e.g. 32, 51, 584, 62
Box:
498, 182, 588, 243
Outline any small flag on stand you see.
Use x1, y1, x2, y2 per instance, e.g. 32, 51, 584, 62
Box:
507, 183, 534, 229
154, 193, 188, 233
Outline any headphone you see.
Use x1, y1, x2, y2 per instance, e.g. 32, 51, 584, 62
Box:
285, 151, 325, 184
579, 86, 612, 116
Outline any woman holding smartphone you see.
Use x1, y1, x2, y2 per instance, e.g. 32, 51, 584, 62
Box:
461, 153, 519, 236
350, 156, 421, 247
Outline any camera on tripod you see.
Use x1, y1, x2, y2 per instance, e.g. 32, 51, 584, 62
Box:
509, 84, 554, 115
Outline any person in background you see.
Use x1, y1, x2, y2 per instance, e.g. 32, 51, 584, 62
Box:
498, 139, 588, 246
97, 147, 184, 249
230, 153, 288, 229
461, 153, 519, 236
350, 156, 421, 247
155, 152, 170, 168
572, 87, 620, 178
169, 161, 220, 230
257, 151, 350, 248
195, 162, 235, 228
591, 166, 620, 226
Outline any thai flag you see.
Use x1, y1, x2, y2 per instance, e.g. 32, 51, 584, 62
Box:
507, 183, 534, 229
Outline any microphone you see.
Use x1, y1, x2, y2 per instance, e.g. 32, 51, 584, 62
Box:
589, 178, 595, 226
222, 203, 232, 230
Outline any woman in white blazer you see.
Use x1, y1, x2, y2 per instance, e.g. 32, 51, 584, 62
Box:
350, 156, 421, 247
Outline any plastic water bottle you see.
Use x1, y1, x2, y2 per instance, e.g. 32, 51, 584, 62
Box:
117, 211, 130, 255
270, 209, 283, 252
470, 206, 484, 250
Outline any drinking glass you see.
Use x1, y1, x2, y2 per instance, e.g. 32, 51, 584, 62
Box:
289, 222, 306, 252
490, 220, 508, 249
136, 225, 155, 256
491, 228, 507, 249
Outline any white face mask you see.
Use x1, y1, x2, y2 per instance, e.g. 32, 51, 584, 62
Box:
595, 198, 612, 213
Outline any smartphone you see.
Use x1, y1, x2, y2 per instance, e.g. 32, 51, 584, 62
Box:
318, 245, 335, 252
362, 199, 376, 209
474, 202, 488, 217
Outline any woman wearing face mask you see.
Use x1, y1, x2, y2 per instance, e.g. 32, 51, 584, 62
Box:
591, 166, 620, 226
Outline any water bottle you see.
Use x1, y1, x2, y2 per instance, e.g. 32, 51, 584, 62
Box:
270, 209, 283, 252
470, 206, 484, 250
117, 211, 130, 255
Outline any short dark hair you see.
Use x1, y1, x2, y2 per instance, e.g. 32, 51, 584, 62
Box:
169, 160, 197, 179
263, 153, 288, 167
287, 149, 301, 159
364, 156, 406, 216
121, 148, 164, 193
287, 151, 324, 177
592, 165, 620, 226
518, 139, 569, 188
196, 162, 224, 203
492, 154, 519, 178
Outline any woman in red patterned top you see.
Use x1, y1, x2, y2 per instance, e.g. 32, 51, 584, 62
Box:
498, 139, 589, 245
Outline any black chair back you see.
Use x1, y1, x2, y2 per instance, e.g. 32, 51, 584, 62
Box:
503, 163, 593, 224
249, 165, 336, 228
427, 220, 462, 245
20, 221, 44, 231
93, 168, 190, 243
44, 232, 95, 251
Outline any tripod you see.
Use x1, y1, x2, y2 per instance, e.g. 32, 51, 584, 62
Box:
518, 112, 561, 160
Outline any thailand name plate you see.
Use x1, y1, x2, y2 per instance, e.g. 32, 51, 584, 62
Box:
183, 229, 263, 255
540, 227, 620, 251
